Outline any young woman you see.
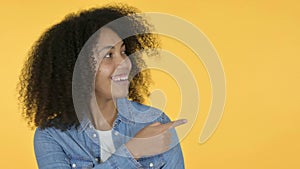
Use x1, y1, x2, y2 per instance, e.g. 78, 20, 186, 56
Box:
18, 4, 186, 169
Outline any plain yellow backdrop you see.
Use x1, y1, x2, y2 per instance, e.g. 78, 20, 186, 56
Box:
1, 0, 300, 168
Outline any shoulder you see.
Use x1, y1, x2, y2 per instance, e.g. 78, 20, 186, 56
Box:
34, 127, 58, 141
34, 127, 53, 139
132, 101, 171, 123
117, 98, 171, 124
34, 126, 76, 143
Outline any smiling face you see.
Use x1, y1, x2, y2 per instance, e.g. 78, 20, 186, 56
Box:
94, 28, 132, 100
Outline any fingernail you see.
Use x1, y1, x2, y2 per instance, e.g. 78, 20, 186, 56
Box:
181, 119, 188, 124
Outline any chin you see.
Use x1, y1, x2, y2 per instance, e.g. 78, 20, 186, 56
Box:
112, 90, 129, 99
111, 84, 130, 98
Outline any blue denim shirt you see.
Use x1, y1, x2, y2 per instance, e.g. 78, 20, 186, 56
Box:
34, 98, 185, 169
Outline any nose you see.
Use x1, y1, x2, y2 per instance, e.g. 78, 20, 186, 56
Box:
114, 53, 131, 69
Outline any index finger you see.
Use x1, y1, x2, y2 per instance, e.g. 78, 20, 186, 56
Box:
161, 119, 188, 130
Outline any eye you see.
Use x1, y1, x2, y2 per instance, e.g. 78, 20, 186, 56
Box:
103, 52, 113, 58
121, 51, 127, 56
121, 44, 127, 56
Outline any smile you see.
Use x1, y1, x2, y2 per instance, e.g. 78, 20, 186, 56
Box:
111, 74, 129, 82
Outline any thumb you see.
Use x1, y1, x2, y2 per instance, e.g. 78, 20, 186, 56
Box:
161, 119, 188, 130
149, 121, 161, 126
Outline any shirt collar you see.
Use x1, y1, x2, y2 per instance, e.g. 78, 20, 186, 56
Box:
77, 97, 163, 132
77, 115, 92, 133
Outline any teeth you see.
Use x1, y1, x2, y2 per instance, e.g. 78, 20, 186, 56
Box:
112, 75, 128, 82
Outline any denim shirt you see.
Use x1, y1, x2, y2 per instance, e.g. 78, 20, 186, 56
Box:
34, 98, 185, 169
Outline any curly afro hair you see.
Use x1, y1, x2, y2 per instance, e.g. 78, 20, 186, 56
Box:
17, 4, 160, 131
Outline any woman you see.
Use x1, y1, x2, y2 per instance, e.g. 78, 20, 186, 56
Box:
18, 4, 186, 169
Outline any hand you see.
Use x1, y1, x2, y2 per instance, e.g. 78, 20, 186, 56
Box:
126, 119, 187, 159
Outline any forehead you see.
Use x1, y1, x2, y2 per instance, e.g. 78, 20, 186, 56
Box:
98, 28, 123, 47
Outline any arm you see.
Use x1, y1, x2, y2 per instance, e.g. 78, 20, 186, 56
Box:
34, 128, 142, 169
160, 113, 185, 169
125, 113, 186, 169
34, 129, 69, 168
161, 133, 185, 169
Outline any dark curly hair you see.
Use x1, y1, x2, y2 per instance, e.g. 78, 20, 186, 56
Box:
17, 4, 160, 131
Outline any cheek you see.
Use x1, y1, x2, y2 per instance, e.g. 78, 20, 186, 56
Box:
95, 67, 113, 88
98, 64, 114, 79
127, 59, 133, 70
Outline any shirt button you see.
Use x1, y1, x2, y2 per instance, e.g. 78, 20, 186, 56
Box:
72, 163, 76, 168
114, 131, 119, 136
92, 133, 97, 138
149, 162, 154, 167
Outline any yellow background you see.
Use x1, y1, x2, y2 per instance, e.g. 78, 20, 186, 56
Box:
1, 0, 300, 168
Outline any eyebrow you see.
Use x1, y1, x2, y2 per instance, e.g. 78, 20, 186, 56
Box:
98, 42, 125, 53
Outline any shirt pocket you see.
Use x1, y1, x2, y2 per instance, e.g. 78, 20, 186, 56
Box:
69, 156, 94, 169
138, 155, 166, 169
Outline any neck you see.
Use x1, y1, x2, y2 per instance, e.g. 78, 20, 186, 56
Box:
90, 95, 117, 131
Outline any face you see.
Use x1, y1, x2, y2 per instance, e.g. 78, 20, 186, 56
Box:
94, 28, 132, 100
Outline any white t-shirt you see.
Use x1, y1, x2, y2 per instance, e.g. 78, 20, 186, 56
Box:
96, 130, 116, 162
